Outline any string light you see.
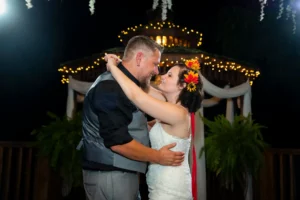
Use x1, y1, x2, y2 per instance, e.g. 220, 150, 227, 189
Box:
25, 0, 33, 9
89, 0, 96, 15
118, 21, 203, 47
58, 53, 260, 85
260, 0, 298, 33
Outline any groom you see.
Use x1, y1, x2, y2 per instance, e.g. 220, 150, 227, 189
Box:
80, 35, 184, 200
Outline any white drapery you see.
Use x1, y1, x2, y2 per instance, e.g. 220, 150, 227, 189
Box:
66, 76, 93, 119
66, 74, 252, 200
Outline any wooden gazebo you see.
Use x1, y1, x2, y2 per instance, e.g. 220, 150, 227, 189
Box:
58, 10, 260, 87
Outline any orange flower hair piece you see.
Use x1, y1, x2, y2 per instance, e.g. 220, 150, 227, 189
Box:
185, 59, 200, 71
184, 71, 199, 92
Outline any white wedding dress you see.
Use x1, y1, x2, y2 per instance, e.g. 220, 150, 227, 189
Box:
146, 122, 193, 200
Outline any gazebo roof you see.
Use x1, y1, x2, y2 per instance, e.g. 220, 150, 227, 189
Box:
58, 12, 260, 86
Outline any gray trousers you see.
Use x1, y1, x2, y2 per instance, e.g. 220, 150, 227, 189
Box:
83, 170, 141, 200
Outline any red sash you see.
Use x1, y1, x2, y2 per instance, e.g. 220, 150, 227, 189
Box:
191, 113, 197, 200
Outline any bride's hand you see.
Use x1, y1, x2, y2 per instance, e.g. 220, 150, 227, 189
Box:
104, 54, 121, 71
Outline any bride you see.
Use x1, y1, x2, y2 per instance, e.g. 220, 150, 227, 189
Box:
105, 54, 203, 200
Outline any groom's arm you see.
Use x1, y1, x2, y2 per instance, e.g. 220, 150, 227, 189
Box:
111, 140, 184, 166
111, 140, 160, 163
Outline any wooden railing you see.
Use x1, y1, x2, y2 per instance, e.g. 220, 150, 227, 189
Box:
0, 141, 62, 200
257, 149, 298, 200
0, 142, 35, 200
0, 142, 298, 200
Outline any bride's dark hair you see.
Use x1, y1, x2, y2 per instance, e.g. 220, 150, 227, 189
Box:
175, 63, 203, 113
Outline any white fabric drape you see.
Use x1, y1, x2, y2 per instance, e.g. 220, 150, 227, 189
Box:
66, 76, 93, 118
69, 76, 93, 94
66, 73, 252, 200
66, 83, 75, 119
202, 85, 229, 108
202, 97, 221, 107
200, 74, 251, 99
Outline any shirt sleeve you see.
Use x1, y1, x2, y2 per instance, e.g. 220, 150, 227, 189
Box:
91, 80, 136, 148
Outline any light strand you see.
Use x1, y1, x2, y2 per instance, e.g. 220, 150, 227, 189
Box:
161, 0, 168, 21
167, 0, 172, 9
152, 0, 172, 21
58, 54, 260, 86
292, 9, 297, 34
89, 0, 96, 15
277, 0, 284, 19
259, 0, 267, 21
25, 0, 33, 9
152, 0, 159, 10
118, 22, 203, 47
286, 4, 291, 20
259, 0, 298, 34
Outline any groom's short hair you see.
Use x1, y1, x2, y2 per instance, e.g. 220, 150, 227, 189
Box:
123, 35, 164, 61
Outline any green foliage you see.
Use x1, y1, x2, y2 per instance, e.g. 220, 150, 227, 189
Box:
200, 114, 268, 190
31, 112, 83, 188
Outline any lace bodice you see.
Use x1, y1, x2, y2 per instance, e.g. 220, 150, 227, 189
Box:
146, 122, 192, 200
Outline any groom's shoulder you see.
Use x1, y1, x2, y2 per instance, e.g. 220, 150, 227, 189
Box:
91, 79, 124, 102
93, 81, 122, 96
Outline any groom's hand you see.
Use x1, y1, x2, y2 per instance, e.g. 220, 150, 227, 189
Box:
158, 143, 184, 166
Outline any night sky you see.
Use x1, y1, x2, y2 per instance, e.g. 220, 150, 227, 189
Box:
1, 0, 299, 147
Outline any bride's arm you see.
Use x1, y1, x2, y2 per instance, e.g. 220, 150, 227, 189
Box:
106, 53, 166, 102
144, 84, 166, 102
106, 57, 186, 125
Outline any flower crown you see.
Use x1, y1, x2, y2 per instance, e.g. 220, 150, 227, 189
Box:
185, 59, 200, 71
184, 59, 200, 92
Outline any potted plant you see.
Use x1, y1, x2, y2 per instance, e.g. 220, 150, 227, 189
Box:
200, 114, 268, 199
31, 111, 84, 197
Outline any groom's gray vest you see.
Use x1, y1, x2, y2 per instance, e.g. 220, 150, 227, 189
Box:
81, 72, 149, 174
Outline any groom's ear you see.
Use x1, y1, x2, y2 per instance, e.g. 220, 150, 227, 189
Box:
135, 52, 143, 67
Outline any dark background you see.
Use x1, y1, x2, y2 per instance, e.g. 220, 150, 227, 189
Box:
0, 0, 299, 147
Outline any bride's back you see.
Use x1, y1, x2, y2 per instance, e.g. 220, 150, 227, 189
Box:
146, 122, 192, 200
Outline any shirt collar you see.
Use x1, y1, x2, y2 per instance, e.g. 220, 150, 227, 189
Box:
118, 62, 140, 87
